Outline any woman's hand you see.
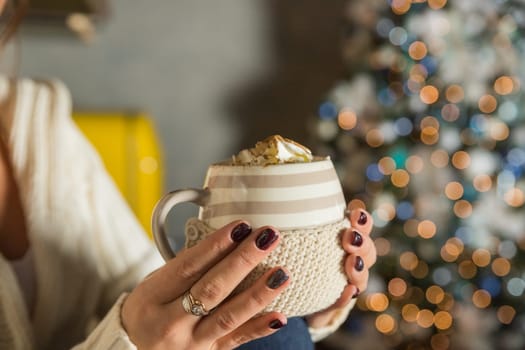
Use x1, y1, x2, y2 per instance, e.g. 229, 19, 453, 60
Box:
306, 207, 376, 329
121, 221, 290, 350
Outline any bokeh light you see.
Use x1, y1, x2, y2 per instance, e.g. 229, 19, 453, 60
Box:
367, 293, 390, 312
453, 200, 472, 218
388, 278, 408, 297
411, 260, 429, 279
410, 64, 428, 83
438, 293, 455, 311
444, 181, 463, 200
391, 169, 410, 187
491, 257, 511, 277
400, 251, 419, 271
431, 149, 449, 168
426, 285, 445, 304
478, 94, 498, 113
421, 126, 439, 145
417, 309, 434, 328
378, 157, 397, 175
494, 76, 514, 95
473, 174, 493, 192
405, 155, 424, 174
451, 151, 471, 169
402, 304, 419, 323
490, 120, 510, 141
338, 108, 357, 130
404, 219, 419, 238
366, 129, 385, 147
408, 41, 427, 60
433, 311, 453, 330
441, 103, 460, 122
431, 333, 450, 350
397, 201, 414, 220
445, 84, 464, 103
458, 260, 477, 279
507, 278, 525, 297
472, 249, 492, 267
375, 314, 397, 334
504, 188, 525, 207
444, 237, 464, 257
418, 220, 437, 239
420, 85, 439, 104
428, 0, 447, 10
391, 0, 411, 15
497, 305, 516, 325
472, 289, 492, 308
375, 237, 392, 256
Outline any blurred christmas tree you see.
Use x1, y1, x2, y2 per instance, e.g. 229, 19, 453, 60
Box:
312, 1, 525, 349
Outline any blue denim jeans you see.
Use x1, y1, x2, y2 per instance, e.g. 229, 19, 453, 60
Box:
235, 317, 314, 350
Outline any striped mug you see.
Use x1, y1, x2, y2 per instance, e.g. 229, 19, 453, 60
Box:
151, 157, 350, 316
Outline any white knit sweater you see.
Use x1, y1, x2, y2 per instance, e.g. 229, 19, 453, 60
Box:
0, 77, 351, 349
0, 77, 163, 349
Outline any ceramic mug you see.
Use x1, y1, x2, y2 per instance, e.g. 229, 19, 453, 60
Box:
151, 157, 350, 316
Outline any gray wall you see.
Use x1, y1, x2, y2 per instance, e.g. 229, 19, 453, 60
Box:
19, 0, 272, 191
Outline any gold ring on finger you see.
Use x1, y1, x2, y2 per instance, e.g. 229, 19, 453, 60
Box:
182, 290, 210, 317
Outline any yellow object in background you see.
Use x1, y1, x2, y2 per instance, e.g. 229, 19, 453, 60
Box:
74, 112, 163, 238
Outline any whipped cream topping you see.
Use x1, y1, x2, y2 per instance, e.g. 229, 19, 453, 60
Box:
232, 135, 313, 165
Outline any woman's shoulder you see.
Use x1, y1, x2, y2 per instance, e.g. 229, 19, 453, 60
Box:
0, 75, 70, 94
0, 75, 72, 122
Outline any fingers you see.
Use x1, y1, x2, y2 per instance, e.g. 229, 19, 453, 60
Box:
188, 227, 281, 312
341, 229, 377, 267
345, 254, 370, 293
195, 267, 291, 342
349, 208, 373, 236
214, 312, 287, 350
342, 208, 377, 268
123, 224, 286, 349
342, 209, 376, 295
146, 220, 253, 303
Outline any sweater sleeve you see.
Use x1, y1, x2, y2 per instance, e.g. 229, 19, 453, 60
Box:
71, 294, 137, 350
308, 299, 356, 342
49, 83, 165, 314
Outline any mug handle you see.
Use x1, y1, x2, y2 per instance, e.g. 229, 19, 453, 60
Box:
152, 188, 210, 261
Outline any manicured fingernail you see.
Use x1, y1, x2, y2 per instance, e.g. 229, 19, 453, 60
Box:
351, 231, 363, 247
231, 222, 252, 242
269, 319, 286, 329
355, 256, 364, 272
267, 268, 289, 289
255, 228, 278, 250
352, 288, 360, 299
358, 211, 367, 225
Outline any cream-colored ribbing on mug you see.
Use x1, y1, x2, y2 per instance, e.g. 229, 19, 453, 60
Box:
186, 217, 355, 341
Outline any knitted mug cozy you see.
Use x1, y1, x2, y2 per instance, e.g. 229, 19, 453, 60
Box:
185, 217, 349, 317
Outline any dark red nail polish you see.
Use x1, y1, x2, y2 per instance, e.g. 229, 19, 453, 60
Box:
358, 211, 367, 225
351, 231, 363, 247
267, 268, 289, 289
355, 256, 364, 272
352, 288, 360, 299
255, 228, 278, 250
231, 222, 252, 242
269, 319, 285, 329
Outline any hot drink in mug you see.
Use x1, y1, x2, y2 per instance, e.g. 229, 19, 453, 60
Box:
152, 136, 349, 316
